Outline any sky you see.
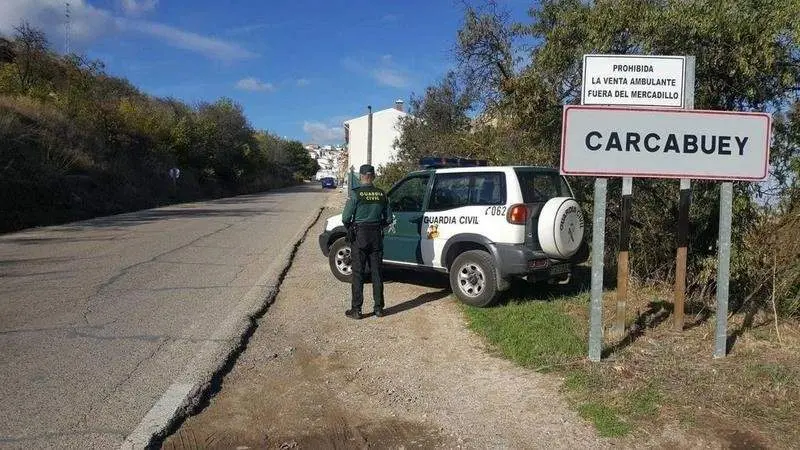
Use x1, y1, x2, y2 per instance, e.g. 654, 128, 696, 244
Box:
0, 0, 533, 144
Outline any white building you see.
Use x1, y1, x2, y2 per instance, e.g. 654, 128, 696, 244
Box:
317, 156, 333, 170
343, 100, 411, 175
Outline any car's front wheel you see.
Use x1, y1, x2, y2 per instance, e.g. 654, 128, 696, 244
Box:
328, 237, 352, 282
328, 237, 373, 283
449, 250, 500, 307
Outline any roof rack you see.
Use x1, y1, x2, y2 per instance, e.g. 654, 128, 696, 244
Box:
418, 156, 489, 169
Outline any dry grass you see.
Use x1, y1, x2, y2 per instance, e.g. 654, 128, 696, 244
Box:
563, 282, 800, 448
0, 94, 94, 173
0, 94, 67, 123
740, 209, 800, 317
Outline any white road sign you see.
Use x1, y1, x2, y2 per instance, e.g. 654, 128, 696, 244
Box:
560, 105, 772, 181
582, 54, 686, 107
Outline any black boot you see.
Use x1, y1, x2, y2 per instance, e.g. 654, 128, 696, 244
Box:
345, 308, 362, 319
374, 308, 384, 317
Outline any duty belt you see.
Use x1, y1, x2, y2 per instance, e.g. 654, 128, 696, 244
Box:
354, 221, 382, 228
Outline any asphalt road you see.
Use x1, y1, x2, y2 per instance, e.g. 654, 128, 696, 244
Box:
0, 185, 329, 449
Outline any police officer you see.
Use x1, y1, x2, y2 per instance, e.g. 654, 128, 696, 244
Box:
342, 164, 391, 319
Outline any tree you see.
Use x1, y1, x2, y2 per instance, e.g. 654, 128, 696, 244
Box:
383, 72, 477, 187
456, 2, 519, 109
281, 140, 318, 179
194, 98, 255, 184
11, 22, 51, 96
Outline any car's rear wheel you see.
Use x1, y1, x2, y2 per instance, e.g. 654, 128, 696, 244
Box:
449, 250, 500, 307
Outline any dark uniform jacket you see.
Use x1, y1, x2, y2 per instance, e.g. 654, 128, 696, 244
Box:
342, 184, 392, 226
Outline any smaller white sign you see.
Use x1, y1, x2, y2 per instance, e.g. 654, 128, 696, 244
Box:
582, 54, 686, 107
560, 106, 772, 181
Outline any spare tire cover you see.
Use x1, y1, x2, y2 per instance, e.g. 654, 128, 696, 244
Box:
537, 197, 585, 259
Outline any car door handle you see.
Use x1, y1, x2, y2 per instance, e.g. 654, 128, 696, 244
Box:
410, 217, 423, 224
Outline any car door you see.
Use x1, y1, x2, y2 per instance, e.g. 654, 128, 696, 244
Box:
422, 171, 508, 268
383, 173, 432, 265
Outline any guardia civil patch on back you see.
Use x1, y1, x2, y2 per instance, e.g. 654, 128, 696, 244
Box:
358, 190, 384, 203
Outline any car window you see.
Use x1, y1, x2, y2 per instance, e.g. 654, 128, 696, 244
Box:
388, 175, 430, 212
514, 170, 571, 203
470, 172, 506, 205
428, 172, 506, 211
429, 174, 470, 210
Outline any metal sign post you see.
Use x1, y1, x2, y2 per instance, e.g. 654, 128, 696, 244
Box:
589, 178, 607, 362
714, 182, 734, 357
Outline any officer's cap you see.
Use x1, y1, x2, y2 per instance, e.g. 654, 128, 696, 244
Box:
359, 164, 375, 175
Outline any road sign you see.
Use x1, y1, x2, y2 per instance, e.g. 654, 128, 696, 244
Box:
560, 105, 771, 181
582, 54, 686, 108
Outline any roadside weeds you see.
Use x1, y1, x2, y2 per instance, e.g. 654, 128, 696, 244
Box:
461, 276, 800, 448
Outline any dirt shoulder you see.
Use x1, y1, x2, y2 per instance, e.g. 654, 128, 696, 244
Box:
161, 195, 606, 449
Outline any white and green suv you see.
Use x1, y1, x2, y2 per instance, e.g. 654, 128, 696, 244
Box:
318, 165, 588, 307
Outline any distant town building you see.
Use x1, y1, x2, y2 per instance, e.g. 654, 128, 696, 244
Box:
343, 100, 411, 175
309, 145, 344, 181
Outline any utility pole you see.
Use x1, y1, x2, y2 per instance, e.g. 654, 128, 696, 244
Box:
64, 2, 71, 55
367, 105, 373, 165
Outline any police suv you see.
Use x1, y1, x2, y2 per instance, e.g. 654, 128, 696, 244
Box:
318, 159, 588, 307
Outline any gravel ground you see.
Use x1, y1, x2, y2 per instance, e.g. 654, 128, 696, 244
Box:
162, 192, 608, 449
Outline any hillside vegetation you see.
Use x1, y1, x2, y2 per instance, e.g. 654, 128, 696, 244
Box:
0, 24, 317, 233
381, 0, 800, 318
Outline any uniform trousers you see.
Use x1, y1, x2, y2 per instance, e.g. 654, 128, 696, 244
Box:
350, 222, 384, 312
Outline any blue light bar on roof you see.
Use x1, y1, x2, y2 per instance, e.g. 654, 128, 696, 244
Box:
419, 156, 489, 169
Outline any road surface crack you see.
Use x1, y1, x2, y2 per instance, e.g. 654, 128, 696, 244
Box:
81, 223, 237, 325
67, 329, 227, 344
